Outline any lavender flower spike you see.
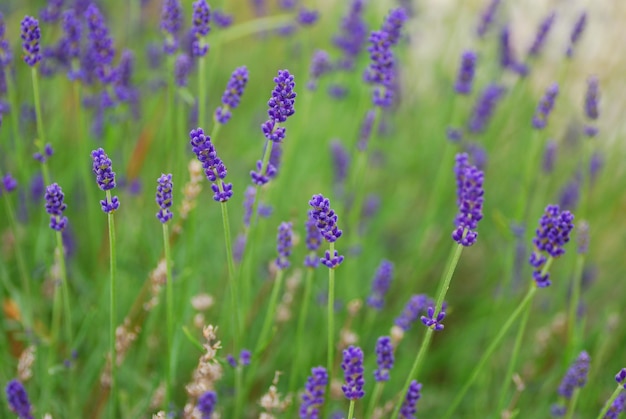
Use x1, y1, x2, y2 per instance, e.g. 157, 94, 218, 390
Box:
189, 127, 233, 202
299, 366, 328, 419
262, 69, 296, 143
0, 12, 13, 66
307, 50, 332, 91
399, 380, 422, 419
275, 222, 293, 269
215, 66, 249, 124
616, 368, 626, 388
45, 183, 68, 231
5, 379, 34, 419
91, 148, 120, 213
382, 7, 408, 46
455, 50, 477, 95
603, 392, 626, 419
309, 194, 342, 243
156, 173, 173, 223
585, 75, 599, 120
367, 259, 394, 310
197, 390, 217, 418
304, 215, 323, 268
452, 153, 484, 246
374, 336, 394, 382
161, 0, 183, 54
566, 12, 587, 58
394, 294, 435, 331
557, 351, 590, 400
191, 0, 211, 57
529, 204, 574, 287
532, 83, 559, 130
341, 345, 365, 400
21, 16, 42, 67
528, 12, 556, 57
467, 83, 506, 134
476, 0, 500, 37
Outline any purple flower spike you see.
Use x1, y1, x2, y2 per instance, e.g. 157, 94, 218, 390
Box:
529, 204, 574, 287
21, 16, 42, 67
161, 0, 183, 54
468, 84, 506, 134
455, 50, 477, 95
275, 221, 293, 269
394, 294, 435, 331
85, 4, 116, 84
566, 12, 587, 58
532, 83, 559, 130
91, 148, 120, 214
341, 346, 365, 400
5, 379, 33, 419
499, 26, 528, 76
197, 390, 217, 418
213, 10, 233, 28
528, 12, 556, 57
557, 351, 590, 399
174, 53, 192, 87
189, 127, 233, 202
2, 173, 18, 193
382, 7, 408, 46
367, 260, 394, 310
616, 368, 626, 387
333, 0, 368, 71
307, 50, 332, 91
40, 0, 64, 23
585, 76, 599, 121
239, 349, 251, 366
59, 9, 82, 79
304, 215, 323, 268
299, 366, 328, 419
308, 194, 343, 243
191, 0, 211, 57
45, 183, 68, 231
399, 380, 422, 419
420, 306, 446, 331
374, 336, 394, 382
1, 12, 13, 67
452, 153, 484, 246
321, 249, 344, 269
156, 173, 173, 223
215, 66, 249, 124
364, 30, 395, 108
268, 70, 296, 123
476, 0, 500, 37
603, 392, 626, 419
226, 354, 237, 368
297, 8, 319, 26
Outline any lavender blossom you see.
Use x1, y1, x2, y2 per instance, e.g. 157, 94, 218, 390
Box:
467, 83, 505, 134
558, 176, 580, 211
189, 127, 233, 202
341, 345, 365, 400
85, 4, 116, 84
367, 260, 394, 310
215, 66, 249, 124
357, 109, 376, 151
5, 379, 33, 419
585, 75, 599, 121
156, 173, 173, 223
297, 8, 319, 26
542, 140, 557, 173
382, 7, 408, 46
33, 143, 54, 163
455, 50, 477, 95
191, 0, 211, 57
161, 0, 183, 54
603, 392, 626, 419
374, 336, 394, 382
40, 0, 64, 23
558, 351, 590, 399
616, 368, 626, 388
499, 26, 528, 76
59, 9, 83, 79
275, 221, 293, 269
330, 140, 350, 186
239, 349, 251, 366
528, 12, 556, 57
452, 153, 484, 246
45, 183, 68, 231
299, 367, 328, 419
309, 194, 342, 243
476, 0, 500, 37
3, 174, 17, 193
529, 204, 574, 287
566, 12, 587, 58
399, 380, 422, 419
364, 30, 395, 108
21, 16, 42, 67
174, 53, 192, 87
307, 50, 332, 91
532, 83, 559, 130
0, 13, 13, 66
261, 69, 296, 143
420, 306, 446, 331
91, 148, 120, 213
213, 10, 233, 28
304, 215, 323, 268
394, 294, 435, 331
197, 390, 217, 418
333, 0, 368, 70
226, 354, 237, 368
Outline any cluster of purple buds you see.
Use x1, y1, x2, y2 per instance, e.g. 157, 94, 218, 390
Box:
262, 69, 296, 143
307, 50, 332, 91
616, 368, 626, 389
59, 9, 83, 80
367, 260, 394, 310
189, 128, 233, 202
215, 66, 249, 124
21, 16, 42, 67
297, 8, 319, 26
452, 153, 484, 246
197, 390, 217, 417
304, 215, 323, 268
584, 76, 599, 137
174, 53, 192, 87
421, 306, 446, 331
0, 173, 17, 196
299, 366, 328, 419
499, 26, 528, 76
399, 380, 422, 419
529, 204, 574, 287
374, 336, 394, 382
532, 83, 559, 130
455, 50, 477, 95
333, 0, 368, 71
603, 393, 626, 419
91, 148, 120, 213
161, 0, 183, 54
552, 351, 590, 416
309, 194, 344, 269
341, 345, 365, 400
5, 379, 33, 419
40, 0, 64, 23
213, 10, 233, 28
528, 12, 556, 57
45, 183, 68, 231
226, 349, 251, 368
394, 294, 435, 331
155, 173, 173, 223
191, 0, 211, 57
33, 143, 54, 163
275, 222, 293, 270
85, 4, 116, 85
467, 83, 506, 134
566, 12, 587, 58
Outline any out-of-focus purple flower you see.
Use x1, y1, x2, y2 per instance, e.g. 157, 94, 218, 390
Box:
589, 151, 604, 183
115, 50, 137, 103
3, 174, 17, 193
465, 142, 487, 171
189, 127, 233, 202
233, 233, 246, 263
212, 10, 233, 28
452, 153, 484, 246
557, 351, 590, 399
226, 354, 237, 368
0, 13, 13, 67
341, 345, 365, 400
243, 186, 256, 227
399, 380, 422, 419
174, 53, 192, 87
333, 0, 368, 70
566, 12, 587, 58
297, 8, 319, 26
239, 349, 251, 366
394, 294, 435, 331
30, 173, 44, 202
328, 84, 348, 99
330, 140, 350, 186
476, 0, 500, 38
275, 221, 293, 269
197, 390, 217, 418
455, 50, 477, 95
532, 83, 559, 130
585, 75, 599, 121
558, 175, 580, 211
279, 0, 297, 10
468, 83, 505, 134
91, 148, 120, 213
161, 0, 183, 54
529, 204, 574, 287
156, 173, 173, 223
191, 0, 211, 57
59, 9, 83, 80
299, 366, 328, 419
577, 220, 589, 255
364, 31, 395, 108
309, 194, 342, 243
147, 43, 163, 69
382, 7, 408, 46
603, 392, 626, 419
85, 4, 116, 84
33, 143, 54, 163
357, 110, 375, 151
21, 16, 42, 67
374, 336, 394, 382
420, 306, 446, 331
215, 66, 248, 124
616, 368, 626, 388
45, 183, 68, 231
5, 379, 33, 419
367, 260, 394, 310
528, 12, 556, 57
542, 140, 557, 173
41, 0, 64, 23
307, 50, 332, 91
304, 215, 323, 268
499, 26, 528, 76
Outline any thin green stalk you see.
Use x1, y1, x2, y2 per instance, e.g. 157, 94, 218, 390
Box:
45, 252, 63, 414
163, 222, 174, 410
56, 230, 75, 416
217, 14, 293, 44
198, 56, 206, 129
288, 267, 315, 392
596, 385, 623, 419
327, 243, 337, 380
31, 67, 51, 186
235, 366, 244, 419
347, 400, 356, 419
254, 269, 285, 354
443, 286, 537, 419
566, 254, 585, 362
220, 199, 241, 347
366, 382, 384, 419
565, 388, 582, 419
106, 191, 118, 419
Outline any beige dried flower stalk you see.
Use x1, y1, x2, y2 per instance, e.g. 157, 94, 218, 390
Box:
259, 371, 291, 417
17, 345, 36, 382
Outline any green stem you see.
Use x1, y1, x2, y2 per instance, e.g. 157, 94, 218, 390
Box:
565, 388, 581, 419
366, 382, 384, 419
56, 230, 75, 416
163, 222, 174, 410
5, 72, 22, 169
217, 14, 293, 44
347, 400, 356, 419
235, 365, 243, 419
596, 385, 623, 419
327, 242, 336, 380
31, 67, 51, 186
106, 191, 118, 419
220, 200, 241, 348
443, 286, 537, 419
254, 269, 285, 354
198, 55, 206, 129
566, 254, 585, 362
288, 267, 315, 392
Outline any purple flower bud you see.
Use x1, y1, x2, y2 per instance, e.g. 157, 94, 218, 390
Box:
528, 12, 556, 57
275, 221, 293, 270
91, 148, 120, 213
452, 153, 484, 246
239, 349, 251, 366
367, 260, 394, 310
476, 0, 500, 38
321, 249, 344, 269
191, 0, 211, 57
215, 66, 249, 124
455, 50, 477, 95
45, 183, 68, 231
394, 294, 435, 331
21, 16, 42, 67
174, 53, 192, 87
156, 173, 173, 223
308, 194, 343, 243
532, 83, 559, 130
341, 345, 365, 400
297, 8, 319, 26
420, 306, 446, 331
213, 10, 233, 28
161, 0, 183, 54
557, 351, 590, 399
5, 379, 33, 419
382, 7, 408, 46
566, 12, 587, 58
226, 354, 237, 367
374, 336, 394, 382
299, 366, 328, 418
2, 173, 17, 193
399, 380, 422, 419
616, 368, 626, 387
197, 390, 217, 418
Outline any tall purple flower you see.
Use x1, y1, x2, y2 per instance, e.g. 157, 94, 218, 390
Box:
5, 379, 33, 419
191, 0, 211, 57
21, 16, 42, 67
174, 53, 192, 87
275, 221, 293, 269
0, 12, 13, 67
156, 173, 173, 223
532, 83, 559, 130
529, 204, 574, 287
215, 66, 249, 124
374, 336, 394, 382
84, 4, 116, 84
91, 148, 120, 213
341, 345, 365, 400
476, 0, 500, 37
364, 30, 395, 108
59, 9, 83, 80
455, 50, 477, 95
161, 0, 183, 54
382, 7, 408, 46
309, 194, 344, 269
333, 0, 368, 70
307, 50, 332, 91
394, 294, 435, 331
452, 153, 484, 246
558, 351, 590, 399
299, 367, 328, 419
367, 260, 394, 310
566, 12, 587, 58
528, 12, 556, 57
330, 140, 350, 186
399, 380, 422, 419
197, 390, 217, 418
40, 0, 64, 23
261, 69, 296, 143
189, 127, 233, 202
467, 83, 506, 134
45, 183, 68, 231
304, 215, 323, 268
